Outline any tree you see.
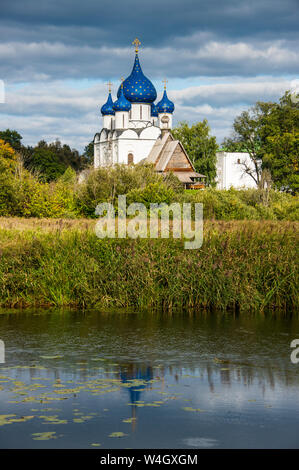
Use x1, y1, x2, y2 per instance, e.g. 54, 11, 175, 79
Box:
262, 92, 299, 193
24, 139, 87, 181
0, 129, 22, 151
0, 138, 17, 172
0, 139, 18, 215
222, 91, 299, 192
28, 142, 66, 182
83, 141, 94, 165
172, 120, 218, 186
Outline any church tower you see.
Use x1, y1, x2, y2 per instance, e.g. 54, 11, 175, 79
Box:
93, 39, 175, 167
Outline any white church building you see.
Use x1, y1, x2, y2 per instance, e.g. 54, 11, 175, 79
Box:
94, 38, 257, 190
94, 39, 175, 168
216, 151, 257, 189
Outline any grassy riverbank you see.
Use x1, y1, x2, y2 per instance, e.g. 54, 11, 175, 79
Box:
0, 218, 298, 312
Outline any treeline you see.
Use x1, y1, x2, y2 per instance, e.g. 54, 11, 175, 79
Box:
0, 141, 298, 220
0, 90, 298, 219
0, 129, 92, 182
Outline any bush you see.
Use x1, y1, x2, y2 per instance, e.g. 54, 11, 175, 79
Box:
126, 182, 175, 209
75, 164, 181, 216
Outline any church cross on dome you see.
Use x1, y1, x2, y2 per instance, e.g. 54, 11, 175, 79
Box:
132, 38, 141, 53
162, 79, 168, 90
106, 81, 112, 93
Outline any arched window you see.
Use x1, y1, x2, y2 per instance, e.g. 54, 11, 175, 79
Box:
123, 114, 125, 128
128, 153, 134, 165
140, 105, 142, 120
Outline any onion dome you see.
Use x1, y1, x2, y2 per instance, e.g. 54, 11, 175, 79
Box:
157, 89, 175, 114
151, 103, 158, 117
113, 85, 131, 112
117, 52, 157, 103
101, 92, 115, 115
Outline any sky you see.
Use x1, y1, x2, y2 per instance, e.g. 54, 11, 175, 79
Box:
0, 0, 298, 151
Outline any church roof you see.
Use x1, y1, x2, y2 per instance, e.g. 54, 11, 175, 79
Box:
157, 89, 175, 114
151, 102, 158, 117
113, 86, 132, 112
101, 92, 115, 115
145, 131, 204, 180
117, 52, 157, 103
174, 171, 206, 183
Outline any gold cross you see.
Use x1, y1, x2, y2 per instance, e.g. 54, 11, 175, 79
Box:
162, 79, 168, 90
132, 38, 141, 53
106, 81, 112, 93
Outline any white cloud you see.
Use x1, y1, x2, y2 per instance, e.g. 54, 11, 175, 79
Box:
0, 76, 293, 150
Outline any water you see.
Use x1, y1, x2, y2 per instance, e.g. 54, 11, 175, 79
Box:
0, 309, 298, 449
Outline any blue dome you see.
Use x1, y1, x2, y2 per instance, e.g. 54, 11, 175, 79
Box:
151, 103, 158, 117
157, 89, 175, 114
101, 92, 115, 116
117, 53, 157, 103
113, 86, 131, 112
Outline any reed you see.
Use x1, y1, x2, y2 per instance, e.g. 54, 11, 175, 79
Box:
0, 218, 298, 312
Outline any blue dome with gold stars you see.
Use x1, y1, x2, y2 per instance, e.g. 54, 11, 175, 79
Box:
117, 53, 157, 104
157, 89, 175, 114
151, 103, 158, 117
113, 86, 131, 112
101, 92, 115, 116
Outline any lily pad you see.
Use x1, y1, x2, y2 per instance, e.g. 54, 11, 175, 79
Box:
32, 432, 57, 441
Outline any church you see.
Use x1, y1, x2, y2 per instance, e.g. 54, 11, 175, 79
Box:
93, 39, 205, 189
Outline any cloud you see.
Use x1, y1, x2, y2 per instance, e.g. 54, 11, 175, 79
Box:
0, 77, 293, 150
0, 0, 297, 150
0, 38, 298, 83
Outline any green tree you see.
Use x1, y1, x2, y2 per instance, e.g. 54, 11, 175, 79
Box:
262, 92, 299, 193
83, 141, 94, 165
24, 139, 86, 181
28, 142, 66, 182
0, 129, 22, 151
222, 91, 299, 191
172, 120, 218, 186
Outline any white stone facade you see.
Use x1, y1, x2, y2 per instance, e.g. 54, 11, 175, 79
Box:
216, 152, 257, 189
94, 105, 171, 167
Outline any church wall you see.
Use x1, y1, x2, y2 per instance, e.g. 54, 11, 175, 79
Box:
216, 152, 257, 189
166, 145, 193, 170
115, 111, 129, 130
118, 138, 157, 165
129, 103, 152, 127
94, 143, 100, 167
103, 115, 113, 130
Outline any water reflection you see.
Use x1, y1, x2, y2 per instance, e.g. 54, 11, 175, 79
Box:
0, 309, 298, 448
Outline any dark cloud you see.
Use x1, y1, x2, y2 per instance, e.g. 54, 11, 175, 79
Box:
1, 0, 298, 46
0, 0, 298, 82
0, 0, 297, 149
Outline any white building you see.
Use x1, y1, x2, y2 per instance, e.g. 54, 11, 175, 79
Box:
94, 39, 258, 191
94, 41, 175, 168
216, 152, 257, 189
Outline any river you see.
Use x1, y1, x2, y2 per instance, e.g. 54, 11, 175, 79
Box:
0, 309, 298, 448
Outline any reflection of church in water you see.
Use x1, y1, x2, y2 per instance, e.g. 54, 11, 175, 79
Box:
119, 364, 155, 431
93, 38, 205, 189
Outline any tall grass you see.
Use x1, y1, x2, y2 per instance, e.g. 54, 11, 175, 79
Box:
0, 218, 297, 312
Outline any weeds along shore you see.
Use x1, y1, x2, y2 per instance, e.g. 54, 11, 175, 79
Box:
0, 218, 298, 312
